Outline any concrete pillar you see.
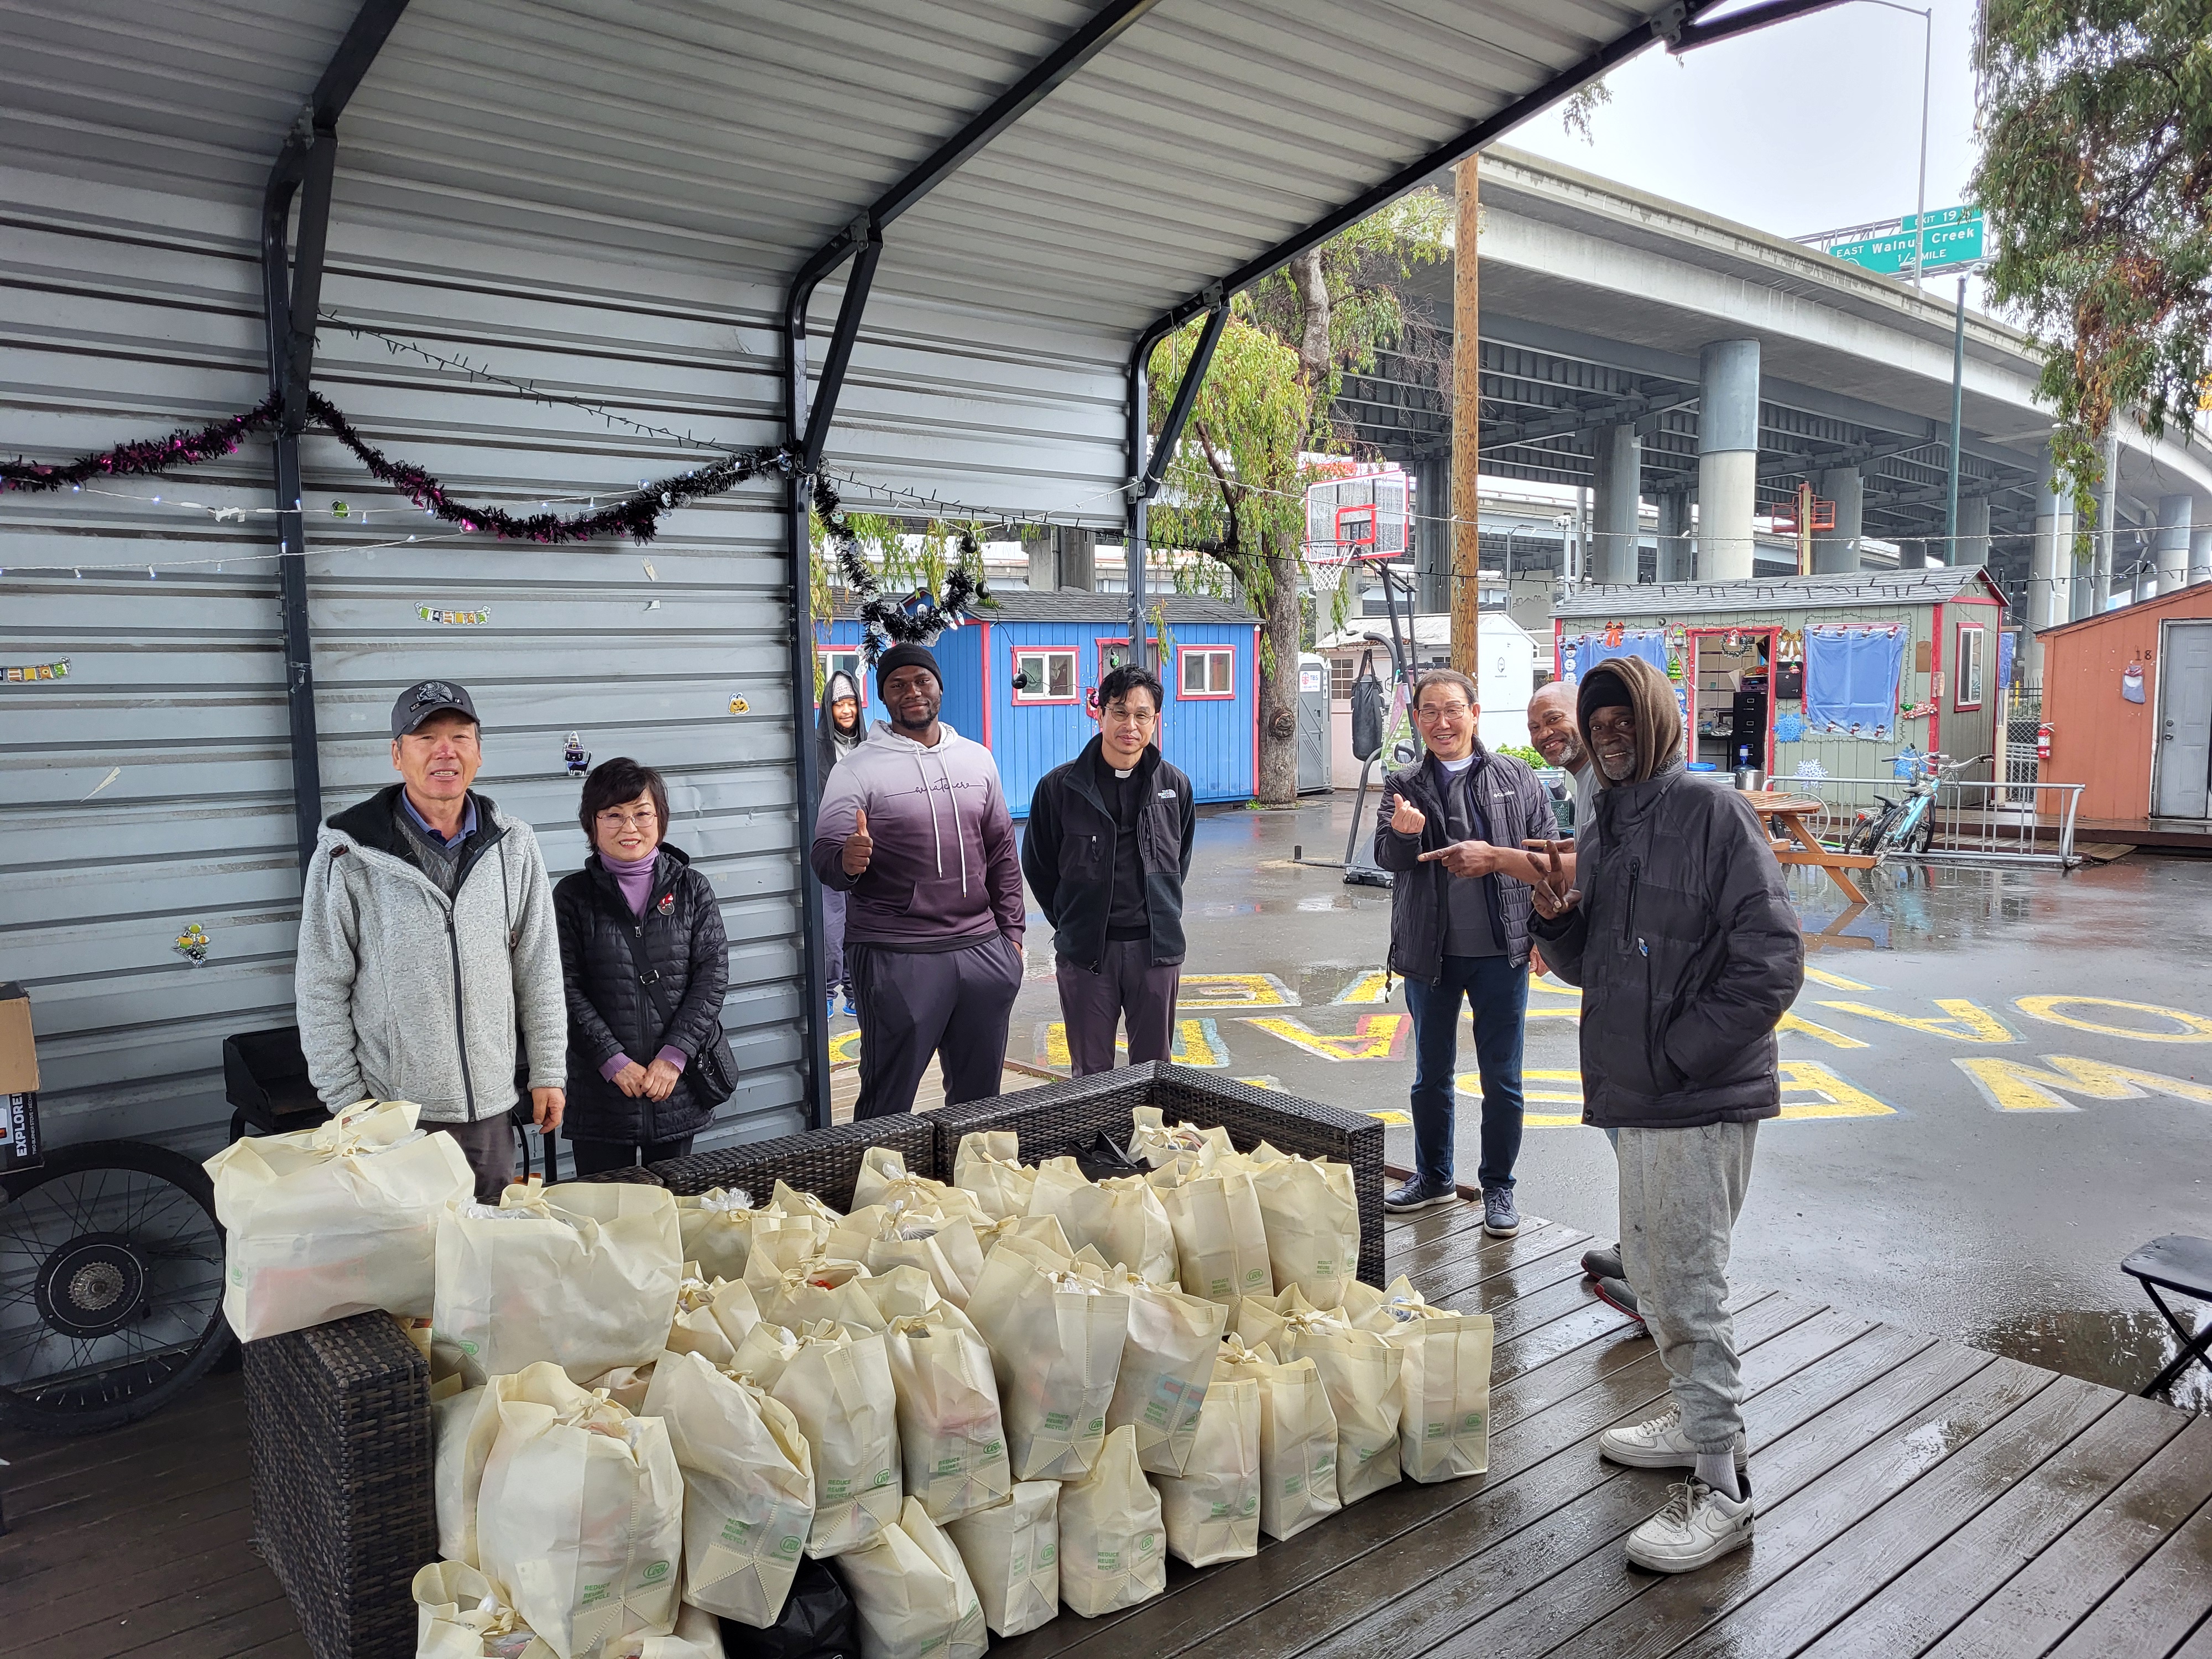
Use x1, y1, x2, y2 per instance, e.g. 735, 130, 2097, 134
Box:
1696, 340, 1760, 580
1412, 453, 1450, 613
2191, 524, 2212, 587
2153, 494, 2193, 596
1589, 423, 1641, 585
2026, 442, 2073, 684
1056, 525, 1095, 591
1656, 492, 1692, 582
1954, 495, 1990, 568
1025, 533, 1057, 592
1812, 466, 1862, 573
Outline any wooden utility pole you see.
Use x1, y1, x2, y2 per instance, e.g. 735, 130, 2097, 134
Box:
1451, 156, 1481, 681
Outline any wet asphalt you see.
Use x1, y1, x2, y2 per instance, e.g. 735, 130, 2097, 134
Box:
1000, 791, 2212, 1405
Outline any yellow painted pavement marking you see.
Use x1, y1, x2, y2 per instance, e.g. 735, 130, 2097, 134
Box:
1175, 973, 1298, 1009
1778, 1060, 1898, 1119
1244, 1014, 1409, 1062
1816, 998, 2015, 1042
1366, 1110, 1413, 1126
1776, 1009, 1870, 1049
1037, 1018, 1228, 1070
1954, 1053, 2212, 1113
1334, 971, 1394, 1005
1802, 966, 1877, 990
2012, 996, 2212, 1043
830, 1029, 862, 1065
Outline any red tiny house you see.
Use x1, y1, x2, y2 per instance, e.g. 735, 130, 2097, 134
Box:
2038, 585, 2212, 829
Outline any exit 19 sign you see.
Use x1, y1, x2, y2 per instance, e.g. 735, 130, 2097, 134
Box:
1824, 207, 1984, 276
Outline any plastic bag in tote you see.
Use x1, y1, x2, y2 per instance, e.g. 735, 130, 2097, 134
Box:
952, 1131, 1037, 1222
664, 1274, 761, 1366
944, 1481, 1059, 1639
1153, 1353, 1261, 1567
639, 1348, 814, 1627
435, 1181, 683, 1386
414, 1558, 557, 1659
1219, 1337, 1340, 1542
1149, 1161, 1272, 1310
836, 1496, 989, 1659
732, 1319, 902, 1558
885, 1305, 1011, 1524
207, 1099, 472, 1343
965, 1244, 1129, 1481
1244, 1142, 1360, 1310
1124, 1105, 1235, 1178
1344, 1276, 1496, 1483
673, 1188, 754, 1284
1250, 1297, 1404, 1504
744, 1557, 856, 1659
1104, 1271, 1227, 1477
474, 1362, 685, 1659
1026, 1160, 1177, 1286
1055, 1425, 1167, 1618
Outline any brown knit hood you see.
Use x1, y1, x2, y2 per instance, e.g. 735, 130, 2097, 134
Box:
1577, 656, 1683, 787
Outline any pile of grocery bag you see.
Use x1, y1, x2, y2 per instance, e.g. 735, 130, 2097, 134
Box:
207, 1100, 1495, 1659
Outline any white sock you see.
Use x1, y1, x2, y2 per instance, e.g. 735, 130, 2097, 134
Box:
1694, 1451, 1741, 1500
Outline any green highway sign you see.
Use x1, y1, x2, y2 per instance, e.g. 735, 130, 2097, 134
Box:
1823, 206, 1984, 276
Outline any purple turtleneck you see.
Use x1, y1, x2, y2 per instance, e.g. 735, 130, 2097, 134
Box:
596, 847, 686, 1082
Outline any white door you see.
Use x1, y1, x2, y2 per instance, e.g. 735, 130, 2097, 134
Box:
2154, 620, 2212, 818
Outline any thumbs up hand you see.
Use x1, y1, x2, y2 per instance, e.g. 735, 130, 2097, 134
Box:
842, 807, 874, 877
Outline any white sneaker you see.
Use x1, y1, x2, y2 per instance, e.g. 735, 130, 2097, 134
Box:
1625, 1479, 1755, 1573
1598, 1402, 1748, 1473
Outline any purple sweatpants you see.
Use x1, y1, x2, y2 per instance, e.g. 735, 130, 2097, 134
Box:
1055, 938, 1181, 1076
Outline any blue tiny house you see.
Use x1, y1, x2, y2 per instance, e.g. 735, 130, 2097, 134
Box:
822, 593, 1259, 814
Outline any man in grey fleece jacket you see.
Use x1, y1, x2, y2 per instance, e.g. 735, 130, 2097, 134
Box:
295, 680, 566, 1200
809, 642, 1026, 1117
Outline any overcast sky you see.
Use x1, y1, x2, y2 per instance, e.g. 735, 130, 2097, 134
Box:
1509, 0, 1984, 252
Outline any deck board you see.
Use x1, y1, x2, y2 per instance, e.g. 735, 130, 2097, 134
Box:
0, 1208, 2200, 1659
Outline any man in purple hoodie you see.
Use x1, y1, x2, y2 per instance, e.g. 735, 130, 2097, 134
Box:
810, 641, 1027, 1116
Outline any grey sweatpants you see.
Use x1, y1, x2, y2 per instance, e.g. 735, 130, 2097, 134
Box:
1055, 938, 1181, 1074
1616, 1119, 1759, 1454
849, 935, 1024, 1118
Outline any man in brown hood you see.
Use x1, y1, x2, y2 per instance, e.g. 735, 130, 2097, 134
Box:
1525, 654, 1803, 1575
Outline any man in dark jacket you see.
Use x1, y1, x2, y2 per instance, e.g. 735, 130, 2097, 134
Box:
1021, 664, 1196, 1074
1526, 654, 1803, 1575
1374, 669, 1554, 1238
816, 669, 865, 1016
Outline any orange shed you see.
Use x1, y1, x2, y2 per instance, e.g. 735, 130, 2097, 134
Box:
2038, 586, 2212, 826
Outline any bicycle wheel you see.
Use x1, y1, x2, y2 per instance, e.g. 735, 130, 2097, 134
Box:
1906, 807, 1936, 855
0, 1139, 233, 1435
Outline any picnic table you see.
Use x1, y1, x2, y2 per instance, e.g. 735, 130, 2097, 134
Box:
1741, 788, 1879, 906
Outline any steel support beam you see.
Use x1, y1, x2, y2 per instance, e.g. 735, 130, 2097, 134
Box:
1127, 300, 1229, 662
262, 0, 411, 877
1662, 0, 1854, 54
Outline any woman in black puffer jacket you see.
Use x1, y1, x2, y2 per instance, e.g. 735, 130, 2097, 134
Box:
554, 757, 734, 1176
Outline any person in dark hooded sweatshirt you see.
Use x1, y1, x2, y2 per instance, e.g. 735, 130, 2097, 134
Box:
816, 669, 866, 1015
1524, 654, 1803, 1574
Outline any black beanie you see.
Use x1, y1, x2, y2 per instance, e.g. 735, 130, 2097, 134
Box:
874, 641, 942, 690
1578, 666, 1634, 719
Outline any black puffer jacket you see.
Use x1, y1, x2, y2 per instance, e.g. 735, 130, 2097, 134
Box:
554, 843, 732, 1142
1529, 657, 1804, 1130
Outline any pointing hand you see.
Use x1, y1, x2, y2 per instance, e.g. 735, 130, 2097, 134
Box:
842, 807, 874, 877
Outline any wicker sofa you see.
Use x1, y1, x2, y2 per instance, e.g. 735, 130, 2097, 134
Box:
242, 1068, 1378, 1658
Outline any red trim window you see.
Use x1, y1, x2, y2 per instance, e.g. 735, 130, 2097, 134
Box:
816, 645, 864, 707
1178, 644, 1236, 700
1954, 623, 1986, 711
1011, 646, 1079, 704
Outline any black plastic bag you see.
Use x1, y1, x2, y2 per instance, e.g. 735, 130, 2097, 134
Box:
1350, 651, 1385, 761
724, 1557, 858, 1659
1073, 1129, 1147, 1183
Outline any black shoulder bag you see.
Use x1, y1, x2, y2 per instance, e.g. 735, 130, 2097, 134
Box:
637, 935, 739, 1110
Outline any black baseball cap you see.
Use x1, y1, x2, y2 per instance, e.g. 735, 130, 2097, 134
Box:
390, 679, 479, 738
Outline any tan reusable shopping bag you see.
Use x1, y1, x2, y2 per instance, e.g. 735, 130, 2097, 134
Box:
964, 1243, 1129, 1480
432, 1382, 495, 1566
1103, 1270, 1227, 1477
207, 1099, 472, 1342
640, 1348, 815, 1627
1243, 1142, 1361, 1310
1218, 1337, 1340, 1542
1055, 1425, 1167, 1618
1124, 1105, 1237, 1177
1149, 1161, 1273, 1310
732, 1319, 902, 1558
1026, 1160, 1177, 1285
1153, 1353, 1261, 1567
884, 1305, 1011, 1524
825, 1204, 974, 1308
743, 1253, 886, 1334
977, 1212, 1072, 1260
662, 1272, 762, 1366
474, 1363, 685, 1659
672, 1188, 755, 1284
1246, 1295, 1404, 1503
1343, 1276, 1496, 1482
944, 1481, 1060, 1639
836, 1496, 989, 1659
434, 1181, 683, 1385
952, 1130, 1037, 1222
414, 1558, 558, 1659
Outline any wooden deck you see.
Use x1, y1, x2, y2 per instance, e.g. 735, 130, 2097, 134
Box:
4, 1206, 2208, 1658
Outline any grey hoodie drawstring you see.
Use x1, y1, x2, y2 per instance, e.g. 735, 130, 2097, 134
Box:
908, 742, 969, 894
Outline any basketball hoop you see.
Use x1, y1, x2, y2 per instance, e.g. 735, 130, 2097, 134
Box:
1307, 554, 1356, 607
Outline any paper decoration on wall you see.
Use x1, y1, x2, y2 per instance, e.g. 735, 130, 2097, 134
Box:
1722, 628, 1747, 654
2122, 664, 2145, 703
173, 922, 211, 966
4, 658, 69, 682
1793, 759, 1829, 781
1773, 712, 1806, 743
418, 606, 490, 625
330, 500, 351, 519
82, 765, 122, 801
1603, 620, 1626, 646
564, 734, 590, 776
728, 696, 750, 714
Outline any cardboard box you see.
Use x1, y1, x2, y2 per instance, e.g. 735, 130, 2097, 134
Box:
0, 983, 45, 1174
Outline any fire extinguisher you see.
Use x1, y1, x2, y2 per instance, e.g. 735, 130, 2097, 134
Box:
2036, 722, 2053, 761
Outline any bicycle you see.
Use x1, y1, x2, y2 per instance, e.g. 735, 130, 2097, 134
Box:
1847, 752, 1996, 857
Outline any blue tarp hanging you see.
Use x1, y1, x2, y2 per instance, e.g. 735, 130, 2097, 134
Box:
1803, 624, 1905, 738
1997, 628, 2017, 695
1568, 629, 1672, 684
